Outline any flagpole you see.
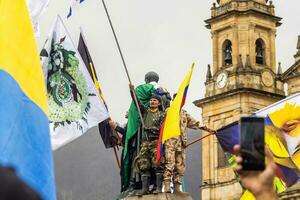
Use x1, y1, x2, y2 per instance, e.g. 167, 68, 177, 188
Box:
185, 132, 216, 149
100, 0, 145, 130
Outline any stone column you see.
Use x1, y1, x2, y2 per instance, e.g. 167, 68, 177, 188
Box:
231, 24, 239, 66
249, 22, 256, 66
212, 30, 219, 75
201, 114, 213, 200
269, 29, 277, 72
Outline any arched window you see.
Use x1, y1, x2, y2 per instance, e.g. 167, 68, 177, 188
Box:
256, 39, 265, 65
223, 40, 232, 66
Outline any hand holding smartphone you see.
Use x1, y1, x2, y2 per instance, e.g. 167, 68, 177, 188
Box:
240, 116, 265, 171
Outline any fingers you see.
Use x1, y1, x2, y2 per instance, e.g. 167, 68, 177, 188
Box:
235, 156, 242, 169
235, 156, 242, 164
233, 145, 243, 173
108, 119, 117, 129
129, 84, 135, 90
233, 144, 240, 156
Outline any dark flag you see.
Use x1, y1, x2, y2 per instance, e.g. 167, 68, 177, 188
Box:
77, 31, 115, 149
78, 32, 99, 82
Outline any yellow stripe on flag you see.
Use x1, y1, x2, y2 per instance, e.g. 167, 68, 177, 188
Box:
0, 0, 48, 113
240, 190, 255, 200
162, 63, 195, 144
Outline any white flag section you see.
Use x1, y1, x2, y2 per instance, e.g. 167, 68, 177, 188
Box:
40, 16, 109, 150
26, 0, 50, 37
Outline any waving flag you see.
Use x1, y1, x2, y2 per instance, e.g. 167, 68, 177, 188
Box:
67, 0, 86, 18
40, 16, 109, 150
0, 1, 56, 200
156, 63, 195, 163
216, 93, 300, 198
77, 31, 117, 148
26, 0, 50, 36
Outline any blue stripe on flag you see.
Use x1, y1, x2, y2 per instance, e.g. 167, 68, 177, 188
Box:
0, 70, 56, 200
216, 121, 239, 153
183, 85, 189, 98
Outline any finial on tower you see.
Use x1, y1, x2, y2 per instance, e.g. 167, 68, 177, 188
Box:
277, 62, 282, 75
206, 64, 212, 82
294, 36, 300, 61
297, 35, 300, 50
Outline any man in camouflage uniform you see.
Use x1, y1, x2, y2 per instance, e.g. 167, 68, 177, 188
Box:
129, 84, 165, 196
163, 108, 216, 194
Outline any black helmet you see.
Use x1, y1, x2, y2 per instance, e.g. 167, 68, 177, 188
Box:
145, 71, 159, 83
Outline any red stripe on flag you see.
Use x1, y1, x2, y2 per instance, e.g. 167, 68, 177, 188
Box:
180, 85, 189, 107
156, 120, 165, 164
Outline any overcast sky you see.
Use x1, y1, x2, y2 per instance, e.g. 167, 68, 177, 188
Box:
38, 0, 300, 123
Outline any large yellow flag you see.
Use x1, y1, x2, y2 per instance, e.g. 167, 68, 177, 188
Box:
0, 0, 48, 113
162, 63, 195, 143
156, 63, 194, 163
0, 1, 55, 200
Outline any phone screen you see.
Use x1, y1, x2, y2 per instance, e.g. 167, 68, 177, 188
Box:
240, 117, 265, 170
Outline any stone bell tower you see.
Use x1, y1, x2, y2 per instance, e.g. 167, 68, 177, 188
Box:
193, 0, 285, 199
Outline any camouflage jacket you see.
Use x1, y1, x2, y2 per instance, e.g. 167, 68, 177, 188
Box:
142, 109, 165, 141
179, 109, 203, 146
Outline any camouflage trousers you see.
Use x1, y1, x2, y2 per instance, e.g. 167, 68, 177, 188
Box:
135, 140, 164, 175
163, 137, 185, 184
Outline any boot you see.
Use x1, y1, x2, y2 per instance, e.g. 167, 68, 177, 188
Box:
174, 183, 188, 196
137, 175, 149, 197
153, 173, 163, 194
127, 181, 136, 196
164, 181, 171, 193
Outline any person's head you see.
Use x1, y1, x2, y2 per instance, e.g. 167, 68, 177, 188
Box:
149, 94, 162, 109
125, 111, 129, 119
145, 71, 159, 83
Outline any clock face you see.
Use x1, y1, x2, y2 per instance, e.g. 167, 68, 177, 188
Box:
261, 71, 274, 87
216, 72, 227, 88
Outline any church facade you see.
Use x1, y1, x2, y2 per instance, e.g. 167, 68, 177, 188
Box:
193, 0, 300, 199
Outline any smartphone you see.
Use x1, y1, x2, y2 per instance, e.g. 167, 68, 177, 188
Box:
240, 116, 265, 170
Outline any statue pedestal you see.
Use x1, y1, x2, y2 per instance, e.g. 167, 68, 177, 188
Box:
121, 193, 193, 200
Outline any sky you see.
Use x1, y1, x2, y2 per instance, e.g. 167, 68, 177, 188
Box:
38, 0, 300, 123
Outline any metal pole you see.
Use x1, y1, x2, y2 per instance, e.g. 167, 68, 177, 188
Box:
100, 0, 145, 129
113, 145, 121, 169
185, 132, 215, 149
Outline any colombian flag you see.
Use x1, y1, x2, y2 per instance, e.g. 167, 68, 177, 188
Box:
156, 64, 195, 163
0, 1, 56, 200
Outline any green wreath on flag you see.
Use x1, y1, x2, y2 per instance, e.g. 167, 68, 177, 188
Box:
42, 36, 95, 131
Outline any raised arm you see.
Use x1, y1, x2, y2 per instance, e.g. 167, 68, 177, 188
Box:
129, 84, 146, 113
185, 111, 216, 134
185, 111, 202, 130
